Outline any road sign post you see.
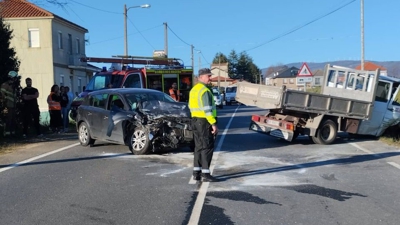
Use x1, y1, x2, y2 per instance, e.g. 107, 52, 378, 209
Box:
297, 63, 313, 91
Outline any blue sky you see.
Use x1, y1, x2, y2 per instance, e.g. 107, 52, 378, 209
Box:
35, 0, 400, 71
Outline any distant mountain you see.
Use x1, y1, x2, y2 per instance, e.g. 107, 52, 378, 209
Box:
262, 60, 400, 78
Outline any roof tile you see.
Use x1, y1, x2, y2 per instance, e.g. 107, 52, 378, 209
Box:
0, 0, 53, 18
355, 62, 387, 71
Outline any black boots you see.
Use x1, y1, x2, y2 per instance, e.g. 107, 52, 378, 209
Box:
193, 172, 219, 182
193, 172, 201, 181
201, 173, 218, 182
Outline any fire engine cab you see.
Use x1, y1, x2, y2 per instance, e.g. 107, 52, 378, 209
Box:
70, 55, 193, 120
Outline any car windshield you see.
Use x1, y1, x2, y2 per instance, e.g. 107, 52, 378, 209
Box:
124, 91, 176, 111
226, 87, 237, 93
85, 74, 124, 91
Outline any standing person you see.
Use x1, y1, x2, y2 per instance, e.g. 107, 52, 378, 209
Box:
188, 68, 219, 182
21, 78, 43, 138
169, 82, 180, 102
65, 86, 74, 132
0, 78, 16, 136
48, 85, 62, 133
60, 86, 69, 132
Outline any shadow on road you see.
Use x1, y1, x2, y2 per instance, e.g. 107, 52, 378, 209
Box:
216, 151, 400, 181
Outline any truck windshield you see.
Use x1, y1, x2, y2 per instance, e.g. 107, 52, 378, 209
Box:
226, 87, 237, 93
85, 74, 124, 92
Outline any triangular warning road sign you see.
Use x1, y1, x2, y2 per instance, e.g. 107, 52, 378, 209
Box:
298, 63, 313, 76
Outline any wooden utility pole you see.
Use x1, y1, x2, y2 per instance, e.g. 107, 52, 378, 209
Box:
361, 0, 364, 70
191, 45, 194, 77
164, 22, 168, 57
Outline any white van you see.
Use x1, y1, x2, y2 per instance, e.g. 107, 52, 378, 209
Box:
225, 85, 237, 105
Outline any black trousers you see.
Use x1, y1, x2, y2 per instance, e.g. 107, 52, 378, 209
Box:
49, 110, 62, 130
192, 117, 215, 173
23, 107, 41, 135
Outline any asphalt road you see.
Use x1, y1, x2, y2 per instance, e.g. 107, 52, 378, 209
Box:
1, 105, 400, 225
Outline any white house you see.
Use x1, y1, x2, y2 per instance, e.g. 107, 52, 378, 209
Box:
0, 0, 100, 122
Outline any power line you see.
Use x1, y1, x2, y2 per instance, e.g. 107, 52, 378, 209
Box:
69, 0, 121, 14
90, 24, 163, 45
167, 26, 191, 47
127, 16, 156, 50
245, 0, 356, 52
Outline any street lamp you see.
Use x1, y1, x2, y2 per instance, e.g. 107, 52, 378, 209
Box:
124, 3, 151, 56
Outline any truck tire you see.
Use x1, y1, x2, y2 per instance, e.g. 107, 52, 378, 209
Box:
313, 119, 337, 145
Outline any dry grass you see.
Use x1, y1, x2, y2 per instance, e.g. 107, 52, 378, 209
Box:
379, 136, 400, 148
0, 142, 27, 155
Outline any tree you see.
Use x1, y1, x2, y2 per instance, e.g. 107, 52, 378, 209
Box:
227, 50, 238, 78
212, 52, 228, 64
211, 49, 260, 83
0, 16, 20, 85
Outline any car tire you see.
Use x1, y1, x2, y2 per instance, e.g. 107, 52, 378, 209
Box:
129, 127, 151, 155
78, 122, 95, 147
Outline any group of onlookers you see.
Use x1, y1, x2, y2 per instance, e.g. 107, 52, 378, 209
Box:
0, 76, 75, 138
47, 84, 74, 133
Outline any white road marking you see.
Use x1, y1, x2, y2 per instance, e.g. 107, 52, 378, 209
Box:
0, 143, 79, 173
387, 162, 400, 170
188, 105, 240, 225
349, 142, 400, 171
349, 142, 376, 155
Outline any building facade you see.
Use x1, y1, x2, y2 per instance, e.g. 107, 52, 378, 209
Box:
0, 0, 99, 121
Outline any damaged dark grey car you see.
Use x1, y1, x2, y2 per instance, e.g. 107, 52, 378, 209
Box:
76, 88, 194, 155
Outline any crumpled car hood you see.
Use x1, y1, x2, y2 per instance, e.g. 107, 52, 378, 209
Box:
139, 100, 191, 119
106, 100, 191, 137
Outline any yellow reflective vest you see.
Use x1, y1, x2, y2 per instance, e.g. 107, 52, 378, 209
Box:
188, 82, 217, 125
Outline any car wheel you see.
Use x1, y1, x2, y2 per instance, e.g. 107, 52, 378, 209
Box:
78, 122, 95, 147
129, 127, 151, 155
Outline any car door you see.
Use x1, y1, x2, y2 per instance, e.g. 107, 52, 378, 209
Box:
87, 93, 109, 139
101, 94, 128, 143
357, 80, 392, 135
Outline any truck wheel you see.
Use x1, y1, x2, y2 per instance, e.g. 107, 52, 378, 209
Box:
79, 122, 95, 147
128, 127, 151, 155
314, 119, 337, 145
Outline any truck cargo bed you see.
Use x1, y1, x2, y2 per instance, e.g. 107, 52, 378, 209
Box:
236, 82, 373, 120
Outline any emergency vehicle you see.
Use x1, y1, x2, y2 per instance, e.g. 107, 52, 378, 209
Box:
70, 56, 193, 120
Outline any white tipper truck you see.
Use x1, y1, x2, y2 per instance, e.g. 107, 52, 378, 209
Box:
235, 64, 400, 144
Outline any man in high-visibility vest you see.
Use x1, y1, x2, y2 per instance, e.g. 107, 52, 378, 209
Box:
0, 79, 16, 136
188, 68, 219, 182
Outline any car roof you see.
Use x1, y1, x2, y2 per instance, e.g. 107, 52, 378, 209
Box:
88, 88, 164, 96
